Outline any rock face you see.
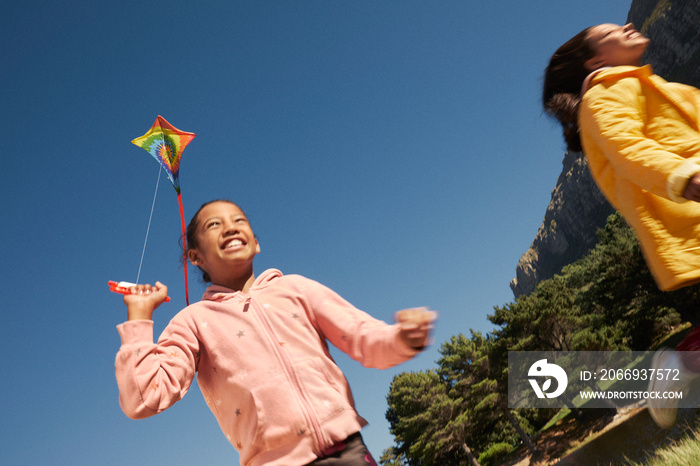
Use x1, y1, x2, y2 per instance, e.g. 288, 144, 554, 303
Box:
511, 0, 700, 298
510, 151, 614, 297
630, 0, 700, 88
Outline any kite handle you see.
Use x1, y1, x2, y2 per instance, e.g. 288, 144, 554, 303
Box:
108, 280, 171, 302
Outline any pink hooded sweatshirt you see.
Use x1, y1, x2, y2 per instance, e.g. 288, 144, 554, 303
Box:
115, 269, 420, 465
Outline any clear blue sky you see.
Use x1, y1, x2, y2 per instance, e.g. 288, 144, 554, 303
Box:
1, 1, 634, 464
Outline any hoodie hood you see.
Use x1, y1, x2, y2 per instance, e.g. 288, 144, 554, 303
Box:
201, 268, 283, 302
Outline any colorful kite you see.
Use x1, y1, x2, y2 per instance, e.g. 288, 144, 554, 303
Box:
109, 116, 196, 305
131, 115, 196, 195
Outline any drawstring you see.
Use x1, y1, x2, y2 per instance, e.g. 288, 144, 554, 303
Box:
242, 295, 251, 312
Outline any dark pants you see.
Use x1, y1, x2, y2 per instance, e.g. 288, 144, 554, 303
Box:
306, 433, 378, 466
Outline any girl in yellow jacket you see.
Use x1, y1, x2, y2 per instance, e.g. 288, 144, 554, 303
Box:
543, 23, 700, 428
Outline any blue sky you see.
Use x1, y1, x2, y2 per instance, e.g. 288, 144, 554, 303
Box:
2, 1, 634, 464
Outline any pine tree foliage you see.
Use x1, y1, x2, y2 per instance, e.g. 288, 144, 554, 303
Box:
383, 213, 699, 464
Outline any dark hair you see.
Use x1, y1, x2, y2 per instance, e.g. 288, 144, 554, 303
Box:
181, 199, 244, 283
542, 27, 594, 153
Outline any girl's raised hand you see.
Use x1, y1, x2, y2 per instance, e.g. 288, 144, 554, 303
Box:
124, 282, 169, 321
395, 307, 437, 349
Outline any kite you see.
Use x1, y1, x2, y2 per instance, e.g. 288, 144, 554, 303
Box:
130, 115, 195, 195
109, 115, 196, 305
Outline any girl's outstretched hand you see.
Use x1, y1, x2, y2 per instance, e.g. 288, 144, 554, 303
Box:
395, 307, 437, 349
124, 282, 168, 321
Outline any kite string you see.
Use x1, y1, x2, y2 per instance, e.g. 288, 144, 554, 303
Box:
136, 166, 162, 284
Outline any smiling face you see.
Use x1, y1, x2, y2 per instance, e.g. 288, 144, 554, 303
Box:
187, 201, 260, 288
584, 23, 650, 71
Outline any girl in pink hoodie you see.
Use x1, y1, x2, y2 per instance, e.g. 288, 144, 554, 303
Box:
115, 199, 436, 466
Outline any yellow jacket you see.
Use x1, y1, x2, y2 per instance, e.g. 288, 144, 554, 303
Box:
579, 65, 700, 290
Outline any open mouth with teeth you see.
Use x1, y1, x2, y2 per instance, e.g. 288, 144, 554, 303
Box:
223, 238, 245, 249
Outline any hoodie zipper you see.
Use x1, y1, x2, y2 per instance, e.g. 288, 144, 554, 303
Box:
246, 295, 328, 454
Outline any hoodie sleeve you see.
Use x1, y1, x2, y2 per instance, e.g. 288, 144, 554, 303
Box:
579, 75, 700, 203
114, 316, 199, 419
297, 277, 419, 369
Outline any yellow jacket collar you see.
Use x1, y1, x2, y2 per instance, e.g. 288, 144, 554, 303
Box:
582, 64, 654, 94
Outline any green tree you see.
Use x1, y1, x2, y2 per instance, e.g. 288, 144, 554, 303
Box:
383, 212, 700, 465
385, 370, 478, 465
564, 212, 677, 349
384, 332, 540, 465
438, 333, 520, 450
379, 447, 405, 466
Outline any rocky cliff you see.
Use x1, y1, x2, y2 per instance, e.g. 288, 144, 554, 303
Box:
510, 0, 700, 298
630, 0, 700, 88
